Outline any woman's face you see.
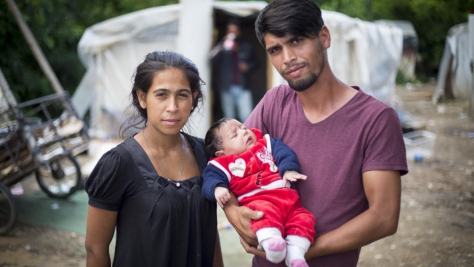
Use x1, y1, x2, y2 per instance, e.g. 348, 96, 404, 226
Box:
137, 68, 196, 136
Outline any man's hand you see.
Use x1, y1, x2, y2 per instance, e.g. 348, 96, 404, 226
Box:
215, 187, 231, 208
283, 170, 307, 186
238, 62, 249, 73
240, 237, 266, 258
223, 195, 263, 246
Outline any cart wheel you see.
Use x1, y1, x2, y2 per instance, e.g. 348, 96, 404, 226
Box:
35, 154, 82, 199
0, 182, 17, 235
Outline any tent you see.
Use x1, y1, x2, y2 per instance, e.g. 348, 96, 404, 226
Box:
376, 20, 418, 80
73, 0, 403, 139
432, 15, 474, 106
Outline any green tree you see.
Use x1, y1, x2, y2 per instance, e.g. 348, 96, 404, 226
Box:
373, 0, 474, 80
0, 0, 177, 104
317, 0, 474, 81
1, 0, 472, 104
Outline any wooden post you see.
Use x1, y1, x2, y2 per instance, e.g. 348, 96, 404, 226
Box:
5, 0, 65, 95
469, 14, 474, 117
0, 67, 17, 106
0, 67, 17, 123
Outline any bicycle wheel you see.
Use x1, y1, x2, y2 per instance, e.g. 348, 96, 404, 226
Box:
35, 154, 82, 199
0, 182, 17, 235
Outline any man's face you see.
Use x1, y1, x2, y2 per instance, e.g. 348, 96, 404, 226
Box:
227, 23, 241, 38
264, 27, 330, 91
215, 119, 257, 157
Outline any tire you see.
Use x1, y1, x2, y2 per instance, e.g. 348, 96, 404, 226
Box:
35, 154, 82, 199
0, 182, 17, 235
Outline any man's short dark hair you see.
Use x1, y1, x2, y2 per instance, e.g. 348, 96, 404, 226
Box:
255, 0, 325, 47
228, 18, 241, 28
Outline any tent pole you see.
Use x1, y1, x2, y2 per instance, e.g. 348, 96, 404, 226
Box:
469, 14, 474, 118
179, 0, 213, 138
5, 0, 65, 95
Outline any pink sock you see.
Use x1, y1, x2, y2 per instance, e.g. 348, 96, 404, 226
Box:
291, 259, 309, 267
267, 237, 286, 251
261, 237, 286, 263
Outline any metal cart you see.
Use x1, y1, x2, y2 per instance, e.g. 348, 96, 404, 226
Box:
0, 0, 92, 234
0, 87, 89, 234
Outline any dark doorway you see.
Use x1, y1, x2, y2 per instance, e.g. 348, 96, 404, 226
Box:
210, 8, 268, 123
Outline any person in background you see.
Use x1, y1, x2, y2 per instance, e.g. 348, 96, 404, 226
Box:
223, 0, 409, 266
202, 118, 315, 267
84, 51, 223, 267
210, 19, 258, 122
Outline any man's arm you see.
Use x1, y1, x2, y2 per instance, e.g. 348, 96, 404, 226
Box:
305, 170, 401, 259
209, 41, 224, 61
240, 43, 258, 72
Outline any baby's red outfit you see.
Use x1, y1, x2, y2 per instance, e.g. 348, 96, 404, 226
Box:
206, 129, 315, 242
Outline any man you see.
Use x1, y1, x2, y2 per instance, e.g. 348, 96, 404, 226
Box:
223, 0, 408, 266
210, 20, 258, 122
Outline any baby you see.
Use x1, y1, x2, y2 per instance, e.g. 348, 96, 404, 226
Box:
202, 118, 315, 267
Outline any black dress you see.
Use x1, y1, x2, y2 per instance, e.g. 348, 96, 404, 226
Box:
85, 134, 217, 267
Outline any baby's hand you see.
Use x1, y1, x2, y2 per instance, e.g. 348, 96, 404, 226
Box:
215, 187, 231, 208
283, 170, 307, 186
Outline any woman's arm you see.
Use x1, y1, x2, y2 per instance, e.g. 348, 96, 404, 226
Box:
85, 205, 118, 267
213, 231, 224, 267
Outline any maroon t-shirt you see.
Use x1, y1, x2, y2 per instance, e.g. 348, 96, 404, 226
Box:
245, 84, 408, 267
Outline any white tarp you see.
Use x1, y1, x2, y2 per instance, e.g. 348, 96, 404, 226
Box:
323, 11, 403, 102
375, 20, 418, 80
73, 1, 402, 139
433, 19, 473, 104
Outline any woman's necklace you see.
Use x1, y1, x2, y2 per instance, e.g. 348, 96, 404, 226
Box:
143, 131, 184, 187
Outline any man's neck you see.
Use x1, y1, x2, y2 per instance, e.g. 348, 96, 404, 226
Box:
296, 77, 357, 124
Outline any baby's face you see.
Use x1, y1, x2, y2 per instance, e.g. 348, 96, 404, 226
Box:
216, 119, 257, 156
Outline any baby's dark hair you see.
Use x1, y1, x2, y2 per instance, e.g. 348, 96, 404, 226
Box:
205, 118, 233, 157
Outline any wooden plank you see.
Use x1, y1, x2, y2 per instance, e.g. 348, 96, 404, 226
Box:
0, 67, 17, 106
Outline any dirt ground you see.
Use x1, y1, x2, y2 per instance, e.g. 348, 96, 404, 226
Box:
1, 83, 473, 267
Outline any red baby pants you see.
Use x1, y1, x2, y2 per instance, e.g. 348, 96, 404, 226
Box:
238, 188, 316, 242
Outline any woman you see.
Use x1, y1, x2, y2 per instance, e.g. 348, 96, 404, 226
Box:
84, 51, 223, 266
